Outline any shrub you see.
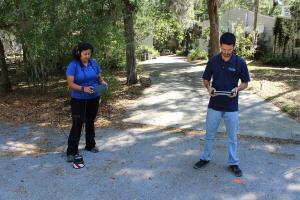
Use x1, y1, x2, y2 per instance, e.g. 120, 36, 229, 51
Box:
100, 71, 120, 104
176, 50, 186, 56
188, 48, 208, 61
136, 46, 159, 61
260, 53, 296, 67
147, 47, 160, 59
234, 25, 255, 60
96, 48, 126, 71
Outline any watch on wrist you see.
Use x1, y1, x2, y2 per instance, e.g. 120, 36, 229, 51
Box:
81, 86, 84, 92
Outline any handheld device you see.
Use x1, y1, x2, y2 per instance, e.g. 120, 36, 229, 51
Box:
92, 84, 108, 94
211, 90, 235, 97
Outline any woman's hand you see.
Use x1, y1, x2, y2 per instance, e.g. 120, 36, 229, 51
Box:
84, 86, 94, 94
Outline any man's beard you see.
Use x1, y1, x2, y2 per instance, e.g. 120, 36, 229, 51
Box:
222, 53, 232, 58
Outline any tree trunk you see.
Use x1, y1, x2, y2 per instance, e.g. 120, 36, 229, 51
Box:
0, 38, 12, 94
268, 0, 278, 16
282, 36, 289, 57
253, 0, 259, 32
252, 0, 259, 58
123, 0, 138, 84
273, 36, 277, 54
184, 29, 191, 55
207, 0, 220, 58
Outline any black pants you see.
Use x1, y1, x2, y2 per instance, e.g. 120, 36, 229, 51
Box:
67, 97, 100, 156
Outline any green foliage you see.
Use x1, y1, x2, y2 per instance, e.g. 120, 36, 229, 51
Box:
152, 12, 184, 51
273, 15, 299, 58
234, 25, 255, 59
201, 27, 210, 43
0, 0, 126, 93
273, 18, 291, 47
135, 0, 186, 52
290, 0, 300, 24
194, 3, 208, 22
100, 71, 121, 104
257, 0, 280, 16
176, 50, 186, 56
221, 0, 281, 16
135, 0, 156, 43
1, 0, 235, 95
188, 47, 207, 61
147, 47, 160, 58
136, 47, 146, 61
282, 104, 298, 118
136, 64, 144, 74
260, 53, 297, 67
136, 46, 159, 61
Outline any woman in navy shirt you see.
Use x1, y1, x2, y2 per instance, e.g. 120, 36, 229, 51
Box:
66, 42, 107, 163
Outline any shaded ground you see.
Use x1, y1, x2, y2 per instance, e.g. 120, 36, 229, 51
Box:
124, 56, 300, 140
0, 123, 299, 200
1, 58, 299, 135
0, 71, 146, 129
247, 62, 300, 122
0, 56, 299, 200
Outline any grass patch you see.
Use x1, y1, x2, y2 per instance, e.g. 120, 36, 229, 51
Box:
247, 61, 300, 122
281, 104, 299, 118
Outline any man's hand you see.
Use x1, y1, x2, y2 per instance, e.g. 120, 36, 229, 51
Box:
230, 87, 238, 98
208, 87, 216, 97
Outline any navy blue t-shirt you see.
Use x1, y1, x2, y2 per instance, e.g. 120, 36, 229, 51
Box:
66, 59, 102, 99
202, 54, 250, 112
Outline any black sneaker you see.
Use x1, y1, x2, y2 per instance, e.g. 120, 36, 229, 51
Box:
85, 146, 99, 153
73, 154, 85, 169
229, 165, 243, 177
193, 159, 209, 169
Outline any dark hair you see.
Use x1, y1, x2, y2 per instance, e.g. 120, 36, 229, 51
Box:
220, 32, 236, 46
73, 42, 94, 60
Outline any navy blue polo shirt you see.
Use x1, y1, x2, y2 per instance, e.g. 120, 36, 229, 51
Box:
202, 54, 250, 112
66, 59, 102, 99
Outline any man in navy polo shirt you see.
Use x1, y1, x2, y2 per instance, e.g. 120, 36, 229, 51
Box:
193, 32, 250, 177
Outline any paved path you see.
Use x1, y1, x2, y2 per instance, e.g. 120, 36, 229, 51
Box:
0, 123, 299, 200
0, 56, 299, 199
124, 56, 300, 140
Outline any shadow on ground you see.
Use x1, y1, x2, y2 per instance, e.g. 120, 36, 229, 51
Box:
0, 123, 299, 200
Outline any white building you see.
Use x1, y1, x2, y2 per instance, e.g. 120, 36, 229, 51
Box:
199, 8, 276, 52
